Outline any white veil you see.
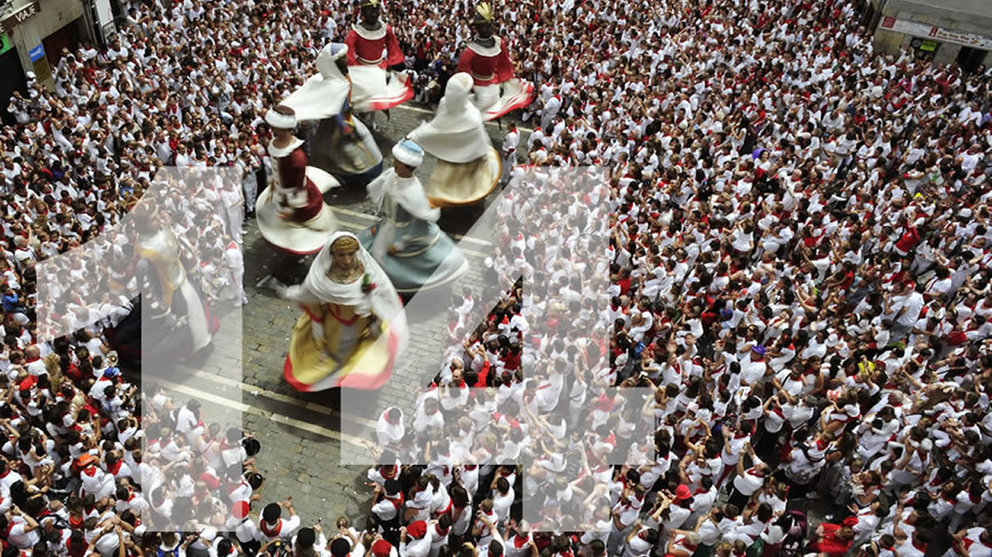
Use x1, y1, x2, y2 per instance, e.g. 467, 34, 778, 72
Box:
408, 73, 492, 163
280, 44, 351, 121
285, 231, 407, 352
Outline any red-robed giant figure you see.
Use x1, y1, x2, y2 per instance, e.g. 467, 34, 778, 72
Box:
343, 0, 412, 113
456, 2, 533, 121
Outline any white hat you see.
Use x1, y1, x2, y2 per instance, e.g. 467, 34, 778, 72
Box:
392, 139, 424, 168
26, 71, 35, 80
325, 42, 348, 62
265, 106, 297, 129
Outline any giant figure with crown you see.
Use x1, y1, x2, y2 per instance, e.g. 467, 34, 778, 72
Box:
456, 2, 534, 121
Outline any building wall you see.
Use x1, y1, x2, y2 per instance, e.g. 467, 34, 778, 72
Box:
870, 0, 992, 67
869, 0, 992, 65
6, 0, 87, 83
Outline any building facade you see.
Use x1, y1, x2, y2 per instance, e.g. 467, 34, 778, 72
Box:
865, 0, 992, 71
0, 0, 123, 119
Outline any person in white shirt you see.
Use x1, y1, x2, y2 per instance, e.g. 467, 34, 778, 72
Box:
398, 520, 432, 557
622, 523, 658, 557
1, 505, 41, 549
258, 499, 301, 541
729, 443, 767, 509
501, 122, 519, 183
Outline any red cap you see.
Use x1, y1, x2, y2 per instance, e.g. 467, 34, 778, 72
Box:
232, 501, 250, 519
842, 516, 859, 527
675, 485, 692, 501
406, 520, 427, 539
372, 540, 393, 557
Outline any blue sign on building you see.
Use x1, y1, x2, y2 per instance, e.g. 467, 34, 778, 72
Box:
29, 43, 44, 63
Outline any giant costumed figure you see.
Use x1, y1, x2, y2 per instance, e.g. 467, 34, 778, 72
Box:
105, 206, 217, 365
278, 232, 406, 391
281, 43, 383, 186
358, 140, 468, 293
255, 105, 339, 255
408, 72, 501, 206
344, 0, 413, 117
456, 2, 533, 121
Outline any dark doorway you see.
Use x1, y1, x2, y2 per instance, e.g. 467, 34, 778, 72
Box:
956, 46, 987, 74
42, 18, 84, 69
0, 46, 26, 126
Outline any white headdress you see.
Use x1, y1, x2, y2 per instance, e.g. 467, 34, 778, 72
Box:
288, 232, 407, 355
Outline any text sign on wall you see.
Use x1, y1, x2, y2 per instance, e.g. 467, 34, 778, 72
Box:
1, 0, 41, 34
880, 16, 992, 50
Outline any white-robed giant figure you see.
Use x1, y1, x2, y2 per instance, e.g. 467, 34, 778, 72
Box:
278, 232, 406, 391
408, 73, 501, 206
281, 43, 383, 186
358, 140, 468, 293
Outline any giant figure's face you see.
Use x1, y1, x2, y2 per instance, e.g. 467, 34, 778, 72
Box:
333, 247, 360, 273
474, 21, 493, 39
361, 4, 379, 25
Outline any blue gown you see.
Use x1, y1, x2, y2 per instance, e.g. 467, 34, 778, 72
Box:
358, 169, 468, 293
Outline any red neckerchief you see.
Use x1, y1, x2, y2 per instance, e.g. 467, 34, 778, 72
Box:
676, 535, 697, 552
225, 477, 246, 494
259, 519, 282, 537
385, 492, 404, 509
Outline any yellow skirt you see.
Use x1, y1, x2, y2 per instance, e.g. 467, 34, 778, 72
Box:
283, 313, 398, 391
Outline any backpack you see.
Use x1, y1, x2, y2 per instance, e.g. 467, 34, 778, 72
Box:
778, 511, 808, 557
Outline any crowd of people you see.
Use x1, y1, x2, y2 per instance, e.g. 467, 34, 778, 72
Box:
3, 0, 992, 555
